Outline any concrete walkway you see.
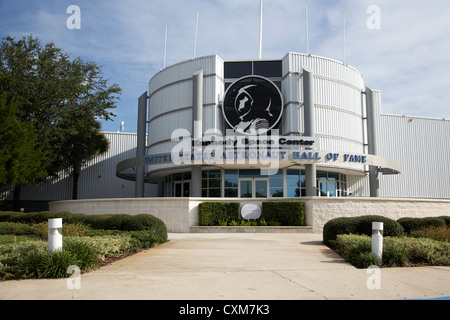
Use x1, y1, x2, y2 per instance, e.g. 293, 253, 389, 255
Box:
0, 233, 449, 300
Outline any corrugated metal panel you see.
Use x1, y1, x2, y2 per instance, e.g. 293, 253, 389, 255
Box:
281, 52, 365, 174
149, 109, 192, 145
378, 114, 450, 198
1, 132, 157, 201
149, 55, 223, 94
148, 56, 225, 150
283, 52, 365, 90
315, 107, 363, 143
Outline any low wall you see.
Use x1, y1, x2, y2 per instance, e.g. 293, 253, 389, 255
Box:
49, 198, 197, 233
49, 197, 450, 233
304, 197, 450, 233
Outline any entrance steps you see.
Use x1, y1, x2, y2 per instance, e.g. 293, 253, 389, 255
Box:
189, 226, 313, 233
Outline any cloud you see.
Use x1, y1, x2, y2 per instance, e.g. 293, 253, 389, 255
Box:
1, 0, 449, 133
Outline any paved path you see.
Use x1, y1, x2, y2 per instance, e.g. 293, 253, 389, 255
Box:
0, 233, 449, 300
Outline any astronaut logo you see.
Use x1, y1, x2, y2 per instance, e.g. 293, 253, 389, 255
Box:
222, 76, 283, 135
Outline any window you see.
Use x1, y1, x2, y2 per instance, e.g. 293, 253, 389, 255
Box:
202, 170, 222, 197
286, 169, 306, 198
317, 171, 347, 197
269, 169, 283, 197
224, 169, 238, 198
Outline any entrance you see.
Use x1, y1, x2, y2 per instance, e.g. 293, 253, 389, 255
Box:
319, 179, 337, 197
239, 179, 268, 198
175, 181, 190, 197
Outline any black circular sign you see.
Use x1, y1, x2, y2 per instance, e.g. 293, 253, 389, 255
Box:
222, 76, 283, 135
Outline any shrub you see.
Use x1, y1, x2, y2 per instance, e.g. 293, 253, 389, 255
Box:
323, 215, 404, 246
63, 238, 99, 270
397, 217, 447, 234
410, 225, 450, 242
438, 216, 450, 225
262, 201, 305, 226
0, 222, 32, 235
382, 241, 408, 267
335, 234, 378, 268
18, 249, 47, 278
129, 229, 167, 248
357, 215, 405, 238
385, 237, 450, 266
322, 217, 361, 247
198, 202, 240, 226
335, 234, 449, 268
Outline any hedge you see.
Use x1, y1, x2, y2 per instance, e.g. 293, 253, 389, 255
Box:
0, 211, 168, 244
198, 201, 305, 226
262, 201, 305, 226
198, 202, 240, 226
323, 215, 404, 246
397, 217, 447, 234
335, 234, 450, 268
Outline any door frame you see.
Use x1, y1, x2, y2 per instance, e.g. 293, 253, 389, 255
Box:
239, 178, 268, 198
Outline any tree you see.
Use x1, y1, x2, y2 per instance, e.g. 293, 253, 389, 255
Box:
0, 93, 48, 209
0, 35, 121, 207
58, 116, 109, 200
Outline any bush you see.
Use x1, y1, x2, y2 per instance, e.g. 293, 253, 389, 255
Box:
382, 241, 408, 267
0, 211, 168, 280
198, 202, 240, 226
438, 216, 450, 225
323, 217, 361, 247
335, 234, 449, 268
410, 225, 450, 242
397, 217, 447, 234
262, 201, 305, 226
385, 237, 450, 266
357, 215, 405, 238
0, 211, 168, 243
323, 215, 404, 247
335, 234, 379, 268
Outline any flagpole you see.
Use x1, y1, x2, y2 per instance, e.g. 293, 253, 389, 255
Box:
306, 5, 309, 54
259, 0, 263, 59
194, 11, 199, 59
164, 25, 168, 68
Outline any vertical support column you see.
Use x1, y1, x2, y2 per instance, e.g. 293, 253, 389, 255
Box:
366, 87, 380, 197
303, 67, 317, 197
135, 92, 147, 198
191, 69, 203, 197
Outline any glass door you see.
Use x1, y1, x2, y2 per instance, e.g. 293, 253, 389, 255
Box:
175, 182, 183, 197
240, 180, 253, 198
254, 180, 268, 198
319, 179, 337, 197
175, 181, 190, 197
183, 182, 190, 197
328, 181, 336, 197
239, 179, 268, 198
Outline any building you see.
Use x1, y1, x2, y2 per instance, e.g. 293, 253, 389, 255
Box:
117, 52, 449, 200
2, 52, 449, 214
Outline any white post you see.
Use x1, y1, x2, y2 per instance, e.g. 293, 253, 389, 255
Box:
371, 222, 383, 263
48, 218, 63, 253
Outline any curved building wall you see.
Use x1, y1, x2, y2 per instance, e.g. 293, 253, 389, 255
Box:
143, 52, 387, 198
282, 53, 366, 173
147, 55, 224, 174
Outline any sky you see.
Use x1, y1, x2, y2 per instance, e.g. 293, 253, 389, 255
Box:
1, 0, 449, 133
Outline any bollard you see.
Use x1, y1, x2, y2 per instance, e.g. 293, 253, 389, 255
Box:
371, 222, 383, 263
48, 218, 63, 253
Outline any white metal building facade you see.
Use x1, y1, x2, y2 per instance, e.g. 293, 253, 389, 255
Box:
2, 52, 449, 207
118, 52, 448, 200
